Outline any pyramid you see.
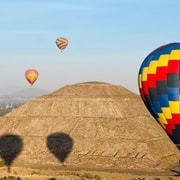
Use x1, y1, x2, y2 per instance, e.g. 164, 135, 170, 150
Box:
0, 81, 179, 170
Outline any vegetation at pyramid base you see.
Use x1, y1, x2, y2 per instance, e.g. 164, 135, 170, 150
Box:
0, 104, 22, 116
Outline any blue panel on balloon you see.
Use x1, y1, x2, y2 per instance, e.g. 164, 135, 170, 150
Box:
158, 94, 169, 107
152, 101, 162, 113
150, 106, 159, 118
152, 48, 165, 59
167, 87, 179, 101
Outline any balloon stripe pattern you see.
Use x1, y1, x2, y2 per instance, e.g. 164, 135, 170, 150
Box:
138, 43, 180, 147
56, 37, 68, 52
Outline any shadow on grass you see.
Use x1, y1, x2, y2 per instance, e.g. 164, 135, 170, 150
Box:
46, 132, 73, 165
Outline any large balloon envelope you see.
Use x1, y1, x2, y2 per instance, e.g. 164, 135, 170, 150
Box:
138, 42, 180, 148
25, 69, 39, 86
56, 37, 68, 52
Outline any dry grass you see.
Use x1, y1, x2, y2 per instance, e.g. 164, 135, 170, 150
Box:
0, 165, 179, 180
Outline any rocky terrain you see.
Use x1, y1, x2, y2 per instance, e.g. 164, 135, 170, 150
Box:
0, 81, 179, 179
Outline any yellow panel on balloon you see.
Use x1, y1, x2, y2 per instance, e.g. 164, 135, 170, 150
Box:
161, 107, 172, 119
142, 67, 149, 81
157, 55, 169, 67
148, 61, 158, 74
169, 50, 180, 60
138, 75, 142, 88
157, 113, 167, 128
169, 101, 180, 113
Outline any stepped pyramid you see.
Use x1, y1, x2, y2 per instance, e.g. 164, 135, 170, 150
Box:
0, 81, 179, 170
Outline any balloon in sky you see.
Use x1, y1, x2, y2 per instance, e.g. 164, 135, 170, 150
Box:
25, 69, 39, 86
56, 37, 68, 52
138, 42, 180, 148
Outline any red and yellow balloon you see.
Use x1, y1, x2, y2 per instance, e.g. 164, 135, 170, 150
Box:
25, 69, 39, 86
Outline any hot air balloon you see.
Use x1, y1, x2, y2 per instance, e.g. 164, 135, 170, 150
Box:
138, 42, 180, 149
25, 69, 39, 86
56, 37, 68, 52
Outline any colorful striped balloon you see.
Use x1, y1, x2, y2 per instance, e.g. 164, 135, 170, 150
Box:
138, 43, 180, 148
56, 37, 68, 52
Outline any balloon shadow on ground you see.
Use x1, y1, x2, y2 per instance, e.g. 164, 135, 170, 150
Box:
170, 169, 180, 176
46, 132, 73, 165
0, 134, 23, 171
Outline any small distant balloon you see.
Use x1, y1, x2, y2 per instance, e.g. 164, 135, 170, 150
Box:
25, 69, 39, 86
56, 37, 68, 52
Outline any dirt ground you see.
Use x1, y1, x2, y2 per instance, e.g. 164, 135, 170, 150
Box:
0, 165, 180, 180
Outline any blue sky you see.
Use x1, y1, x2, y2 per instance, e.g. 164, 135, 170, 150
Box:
0, 0, 179, 94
